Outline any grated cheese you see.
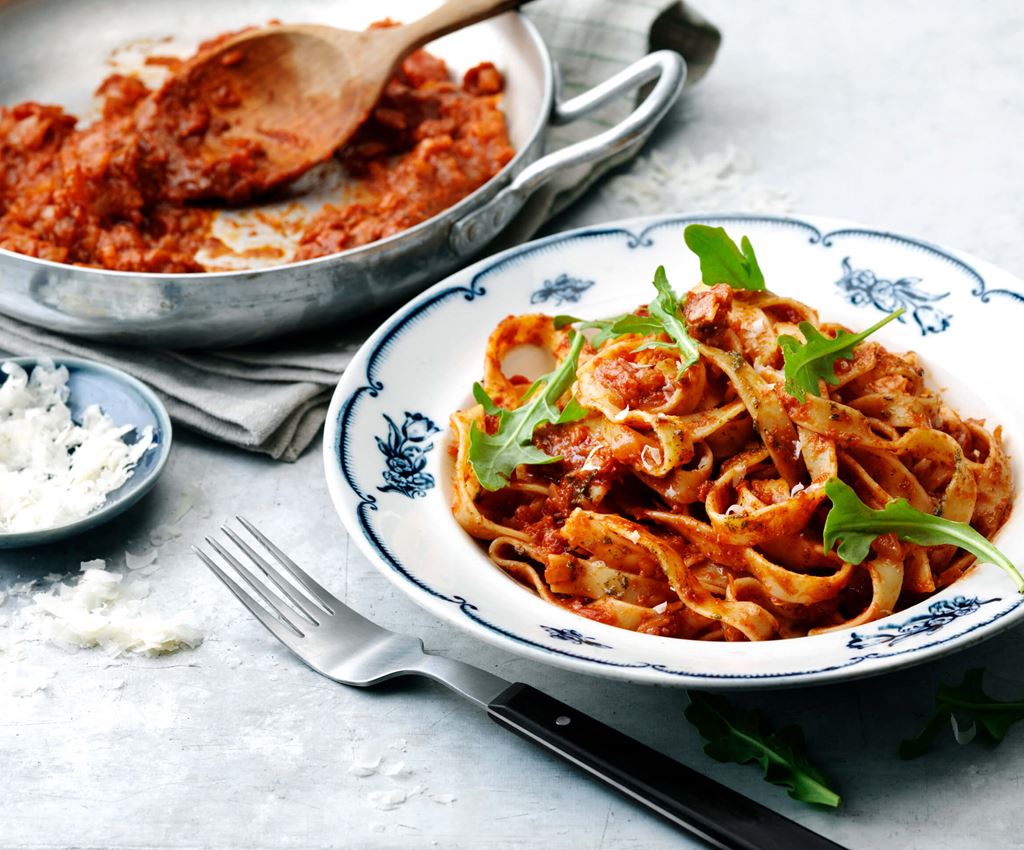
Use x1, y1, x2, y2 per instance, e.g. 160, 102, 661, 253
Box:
16, 561, 202, 656
607, 145, 796, 214
580, 445, 603, 472
640, 444, 663, 469
611, 406, 632, 422
0, 360, 154, 533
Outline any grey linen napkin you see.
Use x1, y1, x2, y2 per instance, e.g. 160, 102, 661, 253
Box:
0, 1, 718, 462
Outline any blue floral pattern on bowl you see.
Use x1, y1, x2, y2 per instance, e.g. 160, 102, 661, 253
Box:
541, 626, 612, 649
847, 596, 1000, 650
530, 273, 594, 306
376, 412, 440, 498
835, 256, 952, 335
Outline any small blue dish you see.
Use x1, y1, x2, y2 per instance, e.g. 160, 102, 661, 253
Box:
0, 357, 172, 548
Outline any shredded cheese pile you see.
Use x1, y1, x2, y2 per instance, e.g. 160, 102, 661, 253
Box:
0, 360, 155, 533
11, 559, 202, 657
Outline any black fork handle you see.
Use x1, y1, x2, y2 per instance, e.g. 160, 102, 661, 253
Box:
488, 683, 848, 850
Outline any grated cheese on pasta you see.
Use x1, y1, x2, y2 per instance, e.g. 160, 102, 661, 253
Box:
0, 360, 154, 533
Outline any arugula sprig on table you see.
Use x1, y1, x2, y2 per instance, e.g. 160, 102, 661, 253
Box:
901, 669, 1024, 759
778, 308, 904, 403
468, 331, 588, 491
685, 692, 841, 807
822, 479, 1024, 591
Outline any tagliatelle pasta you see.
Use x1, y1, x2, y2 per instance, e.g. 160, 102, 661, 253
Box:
449, 281, 1014, 642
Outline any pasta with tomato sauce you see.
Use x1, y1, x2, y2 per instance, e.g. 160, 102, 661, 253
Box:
448, 272, 1014, 642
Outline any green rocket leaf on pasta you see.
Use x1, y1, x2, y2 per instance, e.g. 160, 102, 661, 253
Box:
553, 312, 661, 349
685, 692, 841, 808
822, 479, 1024, 591
779, 309, 904, 402
637, 266, 700, 375
901, 669, 1024, 759
468, 331, 588, 491
555, 267, 698, 374
683, 224, 767, 291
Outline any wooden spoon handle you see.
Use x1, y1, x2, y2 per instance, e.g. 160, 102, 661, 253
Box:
384, 0, 528, 55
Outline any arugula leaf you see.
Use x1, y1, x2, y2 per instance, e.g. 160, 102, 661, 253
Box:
822, 479, 1024, 591
644, 266, 700, 373
555, 267, 699, 373
779, 308, 905, 402
553, 312, 661, 349
685, 691, 841, 808
683, 224, 766, 291
468, 331, 588, 491
901, 669, 1024, 759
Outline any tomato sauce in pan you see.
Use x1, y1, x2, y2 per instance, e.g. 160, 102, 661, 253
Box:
0, 33, 514, 273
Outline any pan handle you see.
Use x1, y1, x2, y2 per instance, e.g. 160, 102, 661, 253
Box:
449, 49, 685, 256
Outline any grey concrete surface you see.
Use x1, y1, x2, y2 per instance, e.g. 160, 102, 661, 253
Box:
3, 2, 1024, 848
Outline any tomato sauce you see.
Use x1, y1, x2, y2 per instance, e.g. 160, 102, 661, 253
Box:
0, 34, 514, 272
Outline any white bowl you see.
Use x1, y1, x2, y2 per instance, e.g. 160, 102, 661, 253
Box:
324, 212, 1024, 688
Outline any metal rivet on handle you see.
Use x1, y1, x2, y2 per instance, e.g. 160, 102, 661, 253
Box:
555, 715, 571, 727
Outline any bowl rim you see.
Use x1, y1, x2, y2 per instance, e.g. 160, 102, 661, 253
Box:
0, 12, 554, 281
0, 355, 173, 545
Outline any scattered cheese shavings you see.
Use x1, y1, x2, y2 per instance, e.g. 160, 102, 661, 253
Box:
367, 789, 410, 811
725, 504, 746, 517
951, 714, 977, 746
4, 665, 53, 697
0, 359, 154, 533
125, 549, 158, 571
652, 601, 669, 615
17, 561, 202, 656
608, 145, 796, 214
149, 524, 181, 547
171, 485, 211, 523
580, 446, 603, 472
10, 579, 37, 596
640, 445, 663, 468
790, 482, 805, 497
793, 435, 804, 460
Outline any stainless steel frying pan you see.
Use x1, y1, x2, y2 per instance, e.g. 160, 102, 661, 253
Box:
0, 0, 684, 347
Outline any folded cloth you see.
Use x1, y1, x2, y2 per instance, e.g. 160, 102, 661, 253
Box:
0, 1, 719, 462
0, 314, 366, 462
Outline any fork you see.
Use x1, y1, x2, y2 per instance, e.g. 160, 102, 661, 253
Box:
195, 518, 847, 850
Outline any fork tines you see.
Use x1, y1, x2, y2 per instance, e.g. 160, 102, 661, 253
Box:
193, 517, 337, 646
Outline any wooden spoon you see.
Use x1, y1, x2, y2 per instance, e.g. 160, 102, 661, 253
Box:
145, 0, 525, 203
